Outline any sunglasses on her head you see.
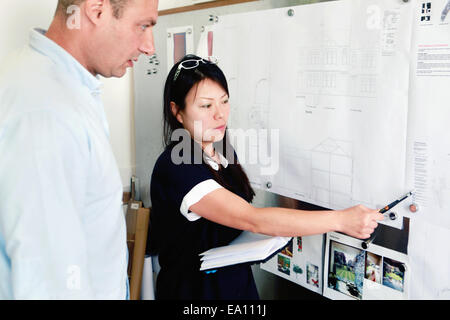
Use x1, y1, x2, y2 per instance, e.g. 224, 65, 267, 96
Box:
172, 56, 218, 82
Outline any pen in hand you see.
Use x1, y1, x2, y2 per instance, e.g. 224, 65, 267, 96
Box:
361, 191, 414, 249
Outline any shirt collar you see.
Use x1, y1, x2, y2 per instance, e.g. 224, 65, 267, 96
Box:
29, 28, 102, 93
203, 150, 229, 171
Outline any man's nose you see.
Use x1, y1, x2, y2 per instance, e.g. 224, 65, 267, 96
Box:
139, 29, 155, 56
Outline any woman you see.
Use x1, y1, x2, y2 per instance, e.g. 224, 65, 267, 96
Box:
148, 54, 383, 300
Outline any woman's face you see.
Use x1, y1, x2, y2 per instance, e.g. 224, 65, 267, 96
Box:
173, 78, 230, 149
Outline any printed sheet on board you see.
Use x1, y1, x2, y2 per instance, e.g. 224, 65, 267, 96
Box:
405, 0, 450, 299
213, 0, 413, 217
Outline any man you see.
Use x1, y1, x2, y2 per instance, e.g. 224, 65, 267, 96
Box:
0, 0, 158, 299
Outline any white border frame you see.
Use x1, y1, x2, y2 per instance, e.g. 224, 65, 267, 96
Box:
323, 232, 410, 300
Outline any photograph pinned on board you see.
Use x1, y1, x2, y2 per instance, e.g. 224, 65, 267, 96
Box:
328, 241, 365, 299
365, 252, 382, 284
277, 254, 290, 276
293, 264, 303, 280
297, 237, 302, 252
281, 240, 293, 257
383, 257, 406, 292
306, 262, 319, 288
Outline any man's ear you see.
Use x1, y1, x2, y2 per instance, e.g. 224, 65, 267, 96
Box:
83, 0, 107, 25
170, 101, 183, 124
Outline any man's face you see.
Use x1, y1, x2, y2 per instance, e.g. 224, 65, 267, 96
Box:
93, 0, 158, 78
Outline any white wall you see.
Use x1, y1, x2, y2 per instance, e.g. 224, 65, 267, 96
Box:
0, 0, 135, 191
102, 74, 135, 191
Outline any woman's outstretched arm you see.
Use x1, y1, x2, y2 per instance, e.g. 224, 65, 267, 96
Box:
189, 188, 383, 239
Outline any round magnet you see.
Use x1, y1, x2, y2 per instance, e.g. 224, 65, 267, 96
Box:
388, 211, 397, 221
409, 203, 419, 213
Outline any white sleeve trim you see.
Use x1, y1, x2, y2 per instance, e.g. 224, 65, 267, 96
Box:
180, 179, 223, 221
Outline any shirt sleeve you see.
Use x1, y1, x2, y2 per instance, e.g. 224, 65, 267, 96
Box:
180, 179, 223, 221
0, 110, 94, 299
158, 151, 224, 222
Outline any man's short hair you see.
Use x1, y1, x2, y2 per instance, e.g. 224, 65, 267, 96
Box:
57, 0, 129, 19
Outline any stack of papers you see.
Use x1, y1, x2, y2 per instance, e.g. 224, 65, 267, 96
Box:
199, 231, 292, 271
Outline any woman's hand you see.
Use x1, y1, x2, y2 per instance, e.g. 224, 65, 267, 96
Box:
336, 205, 384, 239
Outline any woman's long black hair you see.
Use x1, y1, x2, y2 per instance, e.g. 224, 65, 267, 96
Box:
163, 54, 255, 202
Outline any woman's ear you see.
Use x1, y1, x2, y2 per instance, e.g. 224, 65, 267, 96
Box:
170, 101, 183, 124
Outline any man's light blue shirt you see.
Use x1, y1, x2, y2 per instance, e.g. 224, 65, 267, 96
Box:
0, 29, 128, 299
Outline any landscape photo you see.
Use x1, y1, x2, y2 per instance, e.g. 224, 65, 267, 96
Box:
383, 257, 405, 292
328, 241, 365, 299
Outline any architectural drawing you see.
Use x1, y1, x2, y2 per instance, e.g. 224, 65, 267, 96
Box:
311, 138, 353, 208
214, 0, 412, 211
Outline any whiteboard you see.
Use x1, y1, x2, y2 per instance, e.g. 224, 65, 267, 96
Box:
134, 0, 450, 299
209, 0, 450, 299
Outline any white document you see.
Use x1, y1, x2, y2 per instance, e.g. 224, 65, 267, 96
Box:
199, 231, 291, 271
323, 232, 409, 300
196, 24, 215, 58
405, 0, 450, 299
214, 0, 414, 225
405, 0, 450, 228
260, 234, 324, 295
